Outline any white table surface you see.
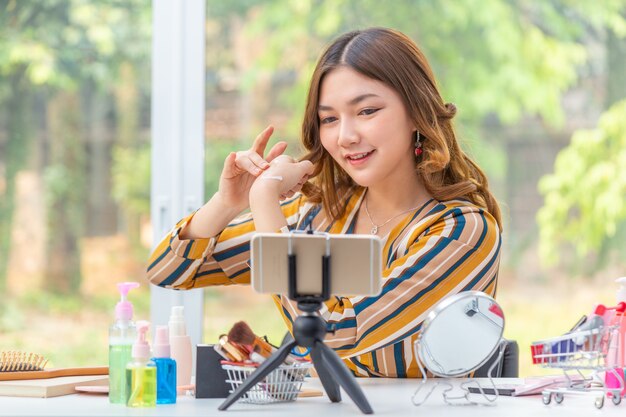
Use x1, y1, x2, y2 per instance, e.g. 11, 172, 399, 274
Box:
1, 377, 623, 416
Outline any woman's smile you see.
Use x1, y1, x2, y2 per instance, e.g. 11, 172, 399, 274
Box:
345, 150, 376, 166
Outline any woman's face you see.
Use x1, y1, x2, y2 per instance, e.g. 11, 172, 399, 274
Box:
317, 66, 416, 189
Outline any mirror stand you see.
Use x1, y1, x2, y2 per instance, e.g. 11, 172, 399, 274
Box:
411, 335, 508, 406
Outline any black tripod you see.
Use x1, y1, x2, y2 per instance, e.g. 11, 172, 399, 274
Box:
218, 244, 374, 414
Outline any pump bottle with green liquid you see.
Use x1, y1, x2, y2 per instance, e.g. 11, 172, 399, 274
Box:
108, 282, 140, 404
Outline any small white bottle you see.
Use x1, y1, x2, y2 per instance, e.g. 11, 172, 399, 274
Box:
169, 306, 192, 387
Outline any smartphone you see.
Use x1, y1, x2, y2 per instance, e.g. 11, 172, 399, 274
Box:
250, 232, 382, 297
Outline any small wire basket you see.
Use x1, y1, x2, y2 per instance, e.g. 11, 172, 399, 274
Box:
222, 362, 312, 404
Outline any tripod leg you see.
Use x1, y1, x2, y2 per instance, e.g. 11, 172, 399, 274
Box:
317, 341, 374, 414
218, 341, 298, 411
310, 345, 341, 402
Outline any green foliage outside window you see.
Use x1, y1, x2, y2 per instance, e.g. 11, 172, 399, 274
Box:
538, 99, 626, 268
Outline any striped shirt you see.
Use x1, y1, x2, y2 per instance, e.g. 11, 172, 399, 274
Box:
147, 187, 501, 377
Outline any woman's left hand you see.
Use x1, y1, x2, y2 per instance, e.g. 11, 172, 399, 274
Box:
252, 155, 314, 200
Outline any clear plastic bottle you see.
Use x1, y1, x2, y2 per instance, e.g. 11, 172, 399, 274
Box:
169, 306, 192, 387
109, 282, 140, 404
126, 321, 157, 408
152, 325, 177, 404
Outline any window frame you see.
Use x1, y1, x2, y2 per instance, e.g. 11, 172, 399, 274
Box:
150, 0, 206, 370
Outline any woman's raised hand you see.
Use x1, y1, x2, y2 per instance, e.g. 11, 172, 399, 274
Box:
258, 155, 314, 200
218, 126, 288, 211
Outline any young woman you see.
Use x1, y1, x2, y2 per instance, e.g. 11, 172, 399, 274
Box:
147, 27, 502, 378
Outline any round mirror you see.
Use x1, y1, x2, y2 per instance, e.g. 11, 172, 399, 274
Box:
416, 291, 505, 377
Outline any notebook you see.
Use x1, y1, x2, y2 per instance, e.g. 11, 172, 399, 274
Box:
0, 375, 108, 398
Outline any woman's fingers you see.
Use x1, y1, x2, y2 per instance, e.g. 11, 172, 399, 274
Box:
247, 152, 270, 170
235, 151, 265, 176
247, 126, 289, 174
251, 125, 274, 156
270, 154, 295, 165
223, 126, 298, 186
266, 141, 288, 163
297, 174, 309, 186
221, 152, 239, 179
297, 160, 315, 175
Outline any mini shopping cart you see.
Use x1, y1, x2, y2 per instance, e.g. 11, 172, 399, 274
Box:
531, 323, 623, 409
222, 362, 312, 404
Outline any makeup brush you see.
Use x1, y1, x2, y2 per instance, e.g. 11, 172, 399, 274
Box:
227, 323, 307, 400
227, 321, 275, 359
218, 335, 249, 362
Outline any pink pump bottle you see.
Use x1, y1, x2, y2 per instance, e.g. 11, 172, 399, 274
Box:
126, 321, 157, 407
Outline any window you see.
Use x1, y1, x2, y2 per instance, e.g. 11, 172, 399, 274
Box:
0, 1, 152, 367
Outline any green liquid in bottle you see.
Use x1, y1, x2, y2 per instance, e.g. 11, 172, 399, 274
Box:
108, 344, 132, 404
126, 365, 157, 407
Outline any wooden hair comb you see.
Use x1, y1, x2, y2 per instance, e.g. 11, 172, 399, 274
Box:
0, 351, 108, 381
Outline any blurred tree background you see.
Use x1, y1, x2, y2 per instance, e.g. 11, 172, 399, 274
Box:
202, 0, 626, 273
0, 0, 625, 374
0, 0, 152, 364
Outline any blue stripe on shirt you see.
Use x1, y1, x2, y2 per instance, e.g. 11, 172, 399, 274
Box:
213, 242, 250, 262
228, 267, 249, 279
158, 258, 195, 287
462, 235, 501, 291
328, 318, 357, 330
195, 268, 223, 277
393, 343, 406, 377
183, 240, 194, 258
148, 245, 171, 271
349, 357, 377, 377
371, 350, 379, 373
297, 205, 321, 231
354, 236, 455, 314
384, 200, 434, 267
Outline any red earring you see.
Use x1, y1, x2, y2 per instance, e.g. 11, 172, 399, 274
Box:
414, 131, 423, 157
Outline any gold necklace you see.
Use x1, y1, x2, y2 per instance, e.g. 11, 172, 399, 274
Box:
364, 194, 425, 235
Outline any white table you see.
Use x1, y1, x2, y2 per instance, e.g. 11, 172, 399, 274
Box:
1, 378, 623, 416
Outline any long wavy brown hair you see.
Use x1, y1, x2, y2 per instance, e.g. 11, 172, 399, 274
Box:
300, 27, 502, 230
